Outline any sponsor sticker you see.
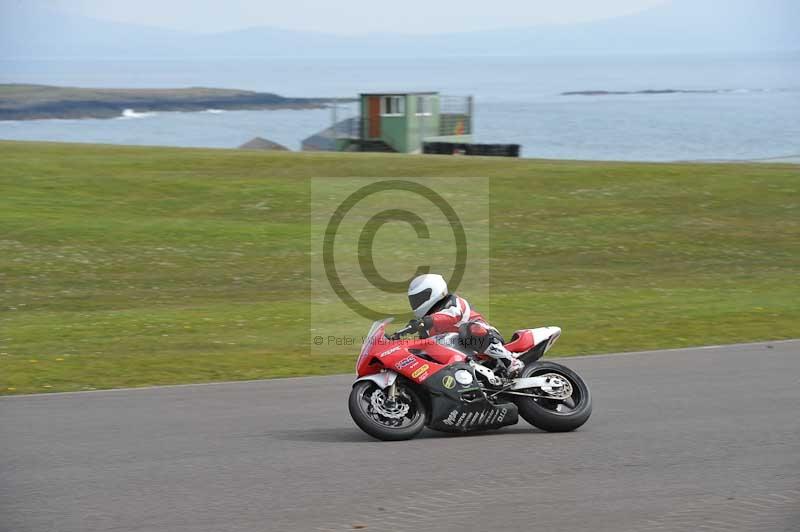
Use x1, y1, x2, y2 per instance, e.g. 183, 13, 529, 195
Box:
443, 409, 459, 426
395, 355, 418, 370
440, 406, 511, 428
411, 364, 430, 379
442, 375, 456, 389
379, 346, 401, 358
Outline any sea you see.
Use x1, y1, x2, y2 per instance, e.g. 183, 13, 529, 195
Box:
1, 52, 799, 161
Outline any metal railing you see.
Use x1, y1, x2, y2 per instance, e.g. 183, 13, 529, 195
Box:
438, 95, 473, 136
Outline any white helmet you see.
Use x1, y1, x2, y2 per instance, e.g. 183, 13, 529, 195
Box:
408, 274, 448, 318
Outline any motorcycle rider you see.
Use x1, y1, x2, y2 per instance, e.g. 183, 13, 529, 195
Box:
405, 273, 524, 376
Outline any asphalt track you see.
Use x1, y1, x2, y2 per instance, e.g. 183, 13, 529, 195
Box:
2, 341, 799, 532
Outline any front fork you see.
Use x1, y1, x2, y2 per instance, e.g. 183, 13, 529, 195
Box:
386, 381, 398, 400
384, 381, 400, 409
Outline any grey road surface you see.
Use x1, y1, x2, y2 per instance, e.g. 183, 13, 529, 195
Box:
2, 341, 799, 532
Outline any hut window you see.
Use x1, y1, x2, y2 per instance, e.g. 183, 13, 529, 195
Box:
381, 96, 405, 116
416, 96, 432, 116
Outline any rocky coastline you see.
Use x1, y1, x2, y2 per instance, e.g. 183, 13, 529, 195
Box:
0, 84, 339, 120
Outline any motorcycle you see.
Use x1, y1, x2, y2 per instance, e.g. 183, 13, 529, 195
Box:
348, 318, 592, 441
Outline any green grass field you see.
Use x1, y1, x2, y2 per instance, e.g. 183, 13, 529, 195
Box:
1, 140, 798, 395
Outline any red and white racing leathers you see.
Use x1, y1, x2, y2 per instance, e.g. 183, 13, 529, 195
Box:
423, 294, 487, 336
421, 294, 523, 374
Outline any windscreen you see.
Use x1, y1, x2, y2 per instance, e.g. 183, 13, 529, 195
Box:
357, 318, 394, 369
359, 318, 394, 358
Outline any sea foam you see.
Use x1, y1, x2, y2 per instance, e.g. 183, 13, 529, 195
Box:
118, 109, 157, 119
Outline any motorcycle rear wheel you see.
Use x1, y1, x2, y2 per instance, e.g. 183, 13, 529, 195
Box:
513, 361, 592, 432
348, 380, 427, 441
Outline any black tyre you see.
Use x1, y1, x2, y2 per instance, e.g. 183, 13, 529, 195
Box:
512, 361, 592, 432
348, 380, 427, 441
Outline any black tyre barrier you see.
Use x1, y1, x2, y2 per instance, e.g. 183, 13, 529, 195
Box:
423, 142, 520, 157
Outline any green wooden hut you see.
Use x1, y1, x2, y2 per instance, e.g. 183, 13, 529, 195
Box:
358, 92, 473, 153
303, 92, 474, 153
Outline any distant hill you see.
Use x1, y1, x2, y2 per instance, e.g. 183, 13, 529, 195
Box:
1, 0, 798, 59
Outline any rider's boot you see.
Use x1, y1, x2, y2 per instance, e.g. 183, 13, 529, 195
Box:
485, 340, 524, 377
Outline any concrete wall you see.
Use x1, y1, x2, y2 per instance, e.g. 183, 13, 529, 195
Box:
424, 134, 475, 143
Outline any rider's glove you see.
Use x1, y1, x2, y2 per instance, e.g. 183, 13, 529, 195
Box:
408, 317, 432, 337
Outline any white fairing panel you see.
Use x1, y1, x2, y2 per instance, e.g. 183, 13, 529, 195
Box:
510, 376, 556, 390
532, 326, 561, 353
354, 371, 398, 389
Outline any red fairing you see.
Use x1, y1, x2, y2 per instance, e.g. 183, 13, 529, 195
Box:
503, 329, 535, 354
427, 295, 486, 336
357, 335, 465, 384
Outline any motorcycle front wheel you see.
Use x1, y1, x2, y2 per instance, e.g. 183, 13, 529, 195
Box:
348, 380, 427, 441
512, 361, 592, 432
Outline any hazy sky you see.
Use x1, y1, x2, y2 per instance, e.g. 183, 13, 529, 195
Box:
36, 0, 669, 34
